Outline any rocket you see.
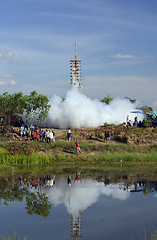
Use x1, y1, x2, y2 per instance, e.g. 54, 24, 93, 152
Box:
75, 41, 77, 60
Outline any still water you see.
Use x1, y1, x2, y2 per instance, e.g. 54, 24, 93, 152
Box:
0, 170, 157, 240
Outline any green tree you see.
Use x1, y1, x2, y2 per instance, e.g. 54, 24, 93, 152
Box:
142, 116, 152, 128
101, 95, 113, 105
0, 92, 26, 125
124, 96, 136, 104
138, 105, 153, 114
25, 91, 51, 125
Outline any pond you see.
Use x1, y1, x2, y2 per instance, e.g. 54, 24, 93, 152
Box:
0, 167, 157, 240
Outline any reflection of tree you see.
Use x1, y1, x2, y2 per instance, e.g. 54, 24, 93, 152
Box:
0, 182, 25, 206
143, 183, 154, 198
0, 179, 51, 218
25, 191, 51, 218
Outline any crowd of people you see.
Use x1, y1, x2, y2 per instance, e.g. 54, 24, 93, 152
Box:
20, 169, 82, 189
18, 124, 84, 154
126, 115, 144, 127
18, 123, 114, 156
20, 174, 55, 189
19, 124, 55, 144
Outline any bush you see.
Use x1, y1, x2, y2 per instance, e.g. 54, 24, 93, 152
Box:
142, 118, 152, 128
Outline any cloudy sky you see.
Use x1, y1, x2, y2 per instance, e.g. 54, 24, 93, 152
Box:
0, 0, 157, 108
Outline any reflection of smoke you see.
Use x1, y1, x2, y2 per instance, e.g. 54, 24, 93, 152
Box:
43, 179, 130, 217
45, 88, 143, 128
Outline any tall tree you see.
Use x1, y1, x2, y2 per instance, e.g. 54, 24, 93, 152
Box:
25, 91, 51, 125
0, 92, 25, 125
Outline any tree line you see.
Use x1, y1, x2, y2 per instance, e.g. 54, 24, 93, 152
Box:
100, 95, 153, 114
0, 91, 153, 126
0, 91, 51, 126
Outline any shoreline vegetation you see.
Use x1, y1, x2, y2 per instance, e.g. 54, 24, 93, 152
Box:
0, 124, 157, 167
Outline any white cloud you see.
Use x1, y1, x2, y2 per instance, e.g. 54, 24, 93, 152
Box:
110, 54, 136, 59
10, 80, 16, 85
0, 49, 14, 59
0, 80, 7, 86
0, 48, 27, 65
0, 79, 16, 86
0, 71, 12, 78
0, 70, 16, 87
9, 58, 28, 65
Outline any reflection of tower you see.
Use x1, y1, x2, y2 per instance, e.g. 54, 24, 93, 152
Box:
71, 211, 82, 239
70, 41, 82, 93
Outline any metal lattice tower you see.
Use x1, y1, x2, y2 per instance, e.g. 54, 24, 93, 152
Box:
70, 41, 82, 93
71, 211, 82, 239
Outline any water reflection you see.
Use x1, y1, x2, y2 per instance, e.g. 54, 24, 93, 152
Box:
0, 171, 157, 239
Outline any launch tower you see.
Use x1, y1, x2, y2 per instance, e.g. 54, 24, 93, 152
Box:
71, 211, 82, 239
70, 42, 81, 93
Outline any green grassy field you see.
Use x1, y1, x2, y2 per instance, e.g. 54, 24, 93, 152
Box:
0, 139, 157, 166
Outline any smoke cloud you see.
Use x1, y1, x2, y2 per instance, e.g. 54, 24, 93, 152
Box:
43, 179, 130, 217
45, 88, 143, 128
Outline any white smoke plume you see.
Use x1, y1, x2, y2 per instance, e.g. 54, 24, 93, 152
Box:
43, 179, 130, 217
45, 88, 143, 129
27, 179, 130, 217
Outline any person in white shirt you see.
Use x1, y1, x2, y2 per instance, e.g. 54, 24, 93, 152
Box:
49, 131, 54, 144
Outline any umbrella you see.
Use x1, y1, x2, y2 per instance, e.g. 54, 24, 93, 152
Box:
149, 111, 157, 116
130, 110, 143, 114
130, 111, 144, 124
130, 110, 144, 118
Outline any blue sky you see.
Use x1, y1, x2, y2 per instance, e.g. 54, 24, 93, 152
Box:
0, 0, 157, 108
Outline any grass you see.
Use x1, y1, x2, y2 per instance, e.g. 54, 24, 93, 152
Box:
0, 128, 157, 167
141, 229, 157, 240
0, 233, 27, 240
0, 140, 157, 166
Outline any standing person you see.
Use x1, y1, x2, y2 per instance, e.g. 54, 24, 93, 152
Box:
75, 140, 81, 155
39, 129, 42, 141
47, 130, 50, 143
107, 131, 110, 143
49, 131, 54, 144
126, 115, 130, 126
26, 126, 30, 140
67, 175, 72, 187
23, 127, 26, 137
134, 117, 138, 127
104, 131, 108, 143
30, 124, 34, 140
74, 169, 81, 182
34, 131, 38, 141
67, 129, 71, 141
42, 129, 45, 142
19, 126, 24, 138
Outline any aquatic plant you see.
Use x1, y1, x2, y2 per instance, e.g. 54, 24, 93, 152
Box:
0, 233, 27, 240
141, 229, 157, 240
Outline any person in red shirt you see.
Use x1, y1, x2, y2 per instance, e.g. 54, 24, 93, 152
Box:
34, 131, 38, 141
74, 168, 82, 183
39, 129, 42, 141
75, 140, 81, 155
